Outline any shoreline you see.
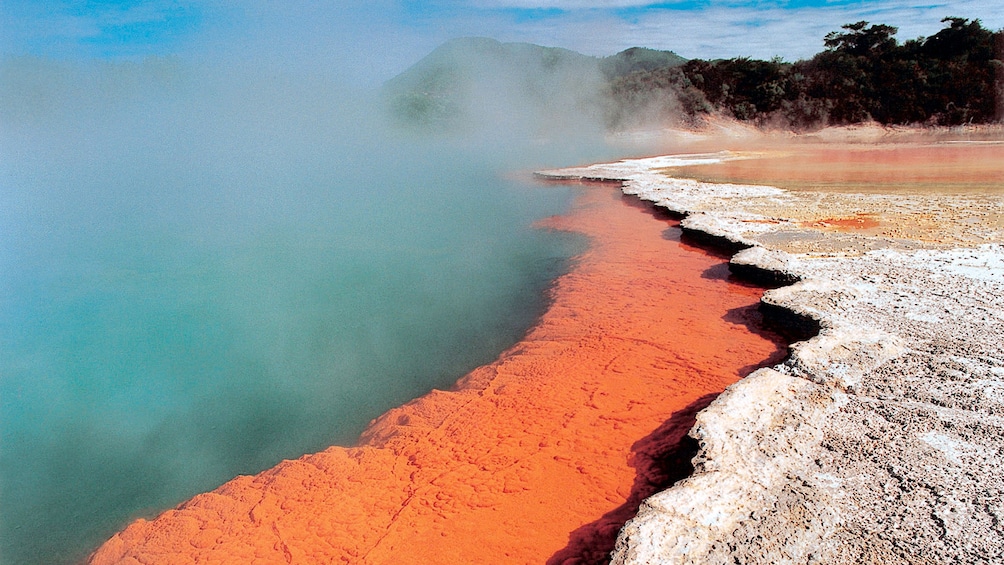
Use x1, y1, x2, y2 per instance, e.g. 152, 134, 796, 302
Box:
535, 140, 1004, 564
87, 179, 786, 563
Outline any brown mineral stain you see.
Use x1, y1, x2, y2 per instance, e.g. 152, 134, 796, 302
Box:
801, 214, 880, 232
88, 183, 786, 565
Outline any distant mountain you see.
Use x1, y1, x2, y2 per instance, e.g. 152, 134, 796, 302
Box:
385, 37, 598, 94
384, 37, 598, 131
600, 47, 687, 79
383, 37, 688, 133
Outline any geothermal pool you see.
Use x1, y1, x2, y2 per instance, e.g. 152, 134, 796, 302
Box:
86, 181, 787, 565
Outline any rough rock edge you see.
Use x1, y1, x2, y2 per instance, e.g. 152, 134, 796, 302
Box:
535, 157, 1004, 564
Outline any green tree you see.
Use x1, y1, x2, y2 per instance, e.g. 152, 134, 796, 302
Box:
823, 21, 899, 57
920, 18, 998, 124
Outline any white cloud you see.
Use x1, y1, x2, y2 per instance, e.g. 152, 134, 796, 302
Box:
322, 0, 1004, 81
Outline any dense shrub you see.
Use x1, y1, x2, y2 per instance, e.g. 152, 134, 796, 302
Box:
607, 17, 1003, 129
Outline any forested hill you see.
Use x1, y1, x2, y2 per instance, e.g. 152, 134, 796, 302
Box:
386, 18, 1002, 132
620, 17, 1002, 128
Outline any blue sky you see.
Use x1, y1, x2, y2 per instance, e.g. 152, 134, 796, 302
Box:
3, 1, 1003, 82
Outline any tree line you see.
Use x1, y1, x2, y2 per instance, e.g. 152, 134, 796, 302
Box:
608, 17, 1004, 129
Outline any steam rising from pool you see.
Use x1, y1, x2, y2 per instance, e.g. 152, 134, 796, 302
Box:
0, 57, 625, 564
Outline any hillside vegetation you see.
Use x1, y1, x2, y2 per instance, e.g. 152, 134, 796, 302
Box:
626, 17, 1003, 128
386, 18, 1002, 133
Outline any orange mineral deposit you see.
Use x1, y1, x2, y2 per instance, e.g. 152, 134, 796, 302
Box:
88, 182, 787, 565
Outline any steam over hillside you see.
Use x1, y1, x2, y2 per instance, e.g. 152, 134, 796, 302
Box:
383, 37, 687, 135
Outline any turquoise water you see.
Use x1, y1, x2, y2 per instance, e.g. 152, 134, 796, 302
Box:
0, 59, 621, 565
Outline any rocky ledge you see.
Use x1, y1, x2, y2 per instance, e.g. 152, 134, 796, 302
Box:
537, 151, 1004, 564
